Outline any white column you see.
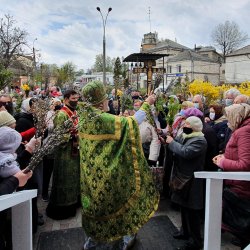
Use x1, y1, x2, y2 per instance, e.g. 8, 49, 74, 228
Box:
203, 178, 223, 250
12, 199, 33, 250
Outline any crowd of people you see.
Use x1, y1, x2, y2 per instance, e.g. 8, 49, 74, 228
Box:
0, 83, 249, 250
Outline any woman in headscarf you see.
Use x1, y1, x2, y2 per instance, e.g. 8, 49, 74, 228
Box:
171, 101, 194, 138
164, 116, 207, 250
14, 98, 35, 133
213, 103, 250, 248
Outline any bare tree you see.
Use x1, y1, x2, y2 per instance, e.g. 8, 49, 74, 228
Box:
211, 21, 248, 62
0, 14, 28, 69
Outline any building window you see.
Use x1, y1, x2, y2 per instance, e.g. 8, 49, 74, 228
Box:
177, 65, 181, 73
168, 65, 172, 73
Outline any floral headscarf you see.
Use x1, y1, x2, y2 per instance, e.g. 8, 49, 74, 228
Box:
225, 103, 250, 131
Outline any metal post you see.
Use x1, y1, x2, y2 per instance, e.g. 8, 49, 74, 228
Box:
162, 57, 165, 92
97, 7, 112, 86
103, 32, 106, 86
32, 38, 37, 84
165, 61, 168, 92
136, 57, 139, 90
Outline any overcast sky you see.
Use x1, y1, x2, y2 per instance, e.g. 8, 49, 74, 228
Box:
1, 0, 250, 71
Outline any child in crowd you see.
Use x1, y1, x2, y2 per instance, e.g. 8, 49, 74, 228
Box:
0, 126, 22, 178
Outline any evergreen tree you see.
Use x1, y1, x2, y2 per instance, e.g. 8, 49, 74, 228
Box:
113, 57, 122, 97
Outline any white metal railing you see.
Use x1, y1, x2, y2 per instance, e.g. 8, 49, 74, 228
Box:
194, 171, 250, 250
0, 190, 37, 250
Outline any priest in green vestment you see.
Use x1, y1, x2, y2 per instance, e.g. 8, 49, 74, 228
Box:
78, 81, 159, 249
46, 89, 80, 220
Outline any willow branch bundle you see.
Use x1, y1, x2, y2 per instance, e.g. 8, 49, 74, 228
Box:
26, 119, 73, 172
26, 99, 101, 172
32, 98, 52, 138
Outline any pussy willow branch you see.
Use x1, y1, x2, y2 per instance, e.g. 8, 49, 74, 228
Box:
26, 99, 101, 172
26, 119, 73, 172
32, 98, 52, 138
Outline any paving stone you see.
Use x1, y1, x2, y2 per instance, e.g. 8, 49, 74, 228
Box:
35, 197, 240, 250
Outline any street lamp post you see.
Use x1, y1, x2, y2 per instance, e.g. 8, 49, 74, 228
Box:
32, 38, 37, 85
96, 7, 112, 86
33, 38, 37, 69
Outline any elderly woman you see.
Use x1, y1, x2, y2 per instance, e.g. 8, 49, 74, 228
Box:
213, 103, 250, 248
164, 116, 207, 250
224, 88, 241, 106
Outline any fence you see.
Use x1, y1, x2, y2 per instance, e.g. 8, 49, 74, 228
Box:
194, 171, 250, 250
0, 190, 37, 250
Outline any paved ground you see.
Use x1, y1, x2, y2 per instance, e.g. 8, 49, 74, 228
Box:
34, 196, 240, 250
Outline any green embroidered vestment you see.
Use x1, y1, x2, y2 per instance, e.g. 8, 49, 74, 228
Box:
78, 109, 159, 242
49, 110, 80, 206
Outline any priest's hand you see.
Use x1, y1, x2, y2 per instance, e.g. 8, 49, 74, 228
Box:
145, 91, 156, 105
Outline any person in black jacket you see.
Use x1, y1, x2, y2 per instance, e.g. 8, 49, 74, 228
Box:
14, 98, 35, 133
0, 170, 33, 195
14, 97, 43, 231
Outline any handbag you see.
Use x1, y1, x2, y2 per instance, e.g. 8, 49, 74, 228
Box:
222, 188, 250, 238
169, 167, 193, 199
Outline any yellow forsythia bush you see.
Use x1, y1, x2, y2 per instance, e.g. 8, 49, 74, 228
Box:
188, 80, 250, 105
238, 81, 250, 96
188, 80, 220, 105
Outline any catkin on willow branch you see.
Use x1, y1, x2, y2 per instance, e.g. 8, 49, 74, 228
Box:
25, 119, 73, 172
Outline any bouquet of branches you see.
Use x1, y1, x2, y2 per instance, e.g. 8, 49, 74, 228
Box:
31, 98, 52, 138
25, 97, 101, 173
120, 92, 133, 113
25, 119, 73, 172
166, 97, 180, 127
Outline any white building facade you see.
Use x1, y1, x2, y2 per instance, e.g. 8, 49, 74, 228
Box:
225, 45, 250, 84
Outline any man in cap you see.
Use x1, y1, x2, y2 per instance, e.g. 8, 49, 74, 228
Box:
79, 80, 159, 249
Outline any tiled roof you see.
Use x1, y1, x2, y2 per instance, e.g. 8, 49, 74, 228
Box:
144, 39, 191, 52
196, 46, 216, 52
226, 45, 250, 56
168, 50, 218, 63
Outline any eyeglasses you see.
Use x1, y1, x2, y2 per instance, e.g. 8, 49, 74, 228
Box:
0, 101, 11, 107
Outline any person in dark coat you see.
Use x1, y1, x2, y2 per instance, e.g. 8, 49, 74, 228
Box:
14, 98, 35, 133
164, 116, 207, 250
14, 97, 43, 231
184, 108, 218, 171
205, 104, 228, 153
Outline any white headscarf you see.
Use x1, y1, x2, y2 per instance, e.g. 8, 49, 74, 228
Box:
21, 98, 31, 113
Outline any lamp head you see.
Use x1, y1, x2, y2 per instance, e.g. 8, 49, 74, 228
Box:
96, 7, 100, 11
108, 7, 112, 12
